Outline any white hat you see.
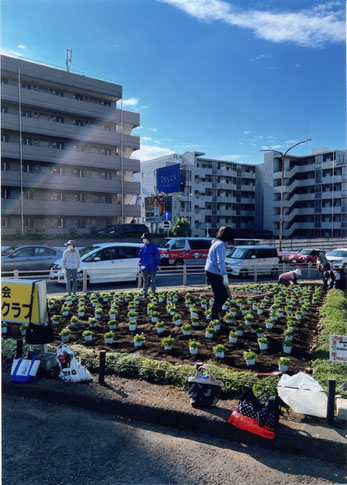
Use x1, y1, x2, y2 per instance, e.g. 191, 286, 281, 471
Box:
294, 269, 302, 276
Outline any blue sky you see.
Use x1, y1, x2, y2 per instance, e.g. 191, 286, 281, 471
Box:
1, 0, 346, 163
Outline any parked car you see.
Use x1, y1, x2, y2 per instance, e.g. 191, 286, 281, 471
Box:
1, 245, 63, 273
225, 245, 279, 277
326, 248, 347, 271
50, 242, 142, 285
1, 245, 18, 257
157, 237, 215, 266
288, 249, 326, 266
97, 224, 149, 235
278, 250, 297, 263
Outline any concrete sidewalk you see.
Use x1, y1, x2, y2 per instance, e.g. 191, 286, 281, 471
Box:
3, 373, 346, 466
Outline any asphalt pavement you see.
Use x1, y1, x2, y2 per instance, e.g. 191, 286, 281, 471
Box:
3, 395, 345, 485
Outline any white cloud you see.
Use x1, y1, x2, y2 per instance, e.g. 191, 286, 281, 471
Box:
141, 136, 152, 141
150, 128, 158, 132
0, 48, 25, 57
140, 105, 150, 110
218, 153, 249, 162
285, 139, 297, 144
158, 0, 345, 47
249, 54, 269, 62
135, 144, 174, 162
122, 98, 139, 106
270, 144, 284, 149
243, 130, 250, 135
17, 44, 26, 49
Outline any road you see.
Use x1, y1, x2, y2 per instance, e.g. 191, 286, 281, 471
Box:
2, 395, 344, 485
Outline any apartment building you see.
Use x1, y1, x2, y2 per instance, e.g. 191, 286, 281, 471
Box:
263, 148, 347, 238
136, 151, 260, 237
1, 54, 141, 233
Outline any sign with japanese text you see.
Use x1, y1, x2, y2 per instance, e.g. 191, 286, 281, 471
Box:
329, 335, 347, 363
157, 164, 181, 193
1, 279, 48, 325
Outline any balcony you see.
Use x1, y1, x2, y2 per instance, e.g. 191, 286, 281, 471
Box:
1, 113, 140, 149
2, 198, 140, 217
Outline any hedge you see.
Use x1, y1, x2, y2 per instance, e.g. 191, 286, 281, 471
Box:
312, 289, 347, 397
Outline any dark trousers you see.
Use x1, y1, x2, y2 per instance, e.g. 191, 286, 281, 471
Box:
206, 271, 229, 320
278, 278, 290, 287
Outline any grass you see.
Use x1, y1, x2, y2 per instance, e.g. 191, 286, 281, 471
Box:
312, 289, 347, 397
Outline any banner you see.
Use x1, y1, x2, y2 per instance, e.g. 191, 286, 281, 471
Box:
157, 164, 181, 193
144, 195, 165, 219
1, 279, 48, 325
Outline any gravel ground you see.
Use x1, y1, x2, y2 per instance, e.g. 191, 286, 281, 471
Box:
3, 395, 346, 485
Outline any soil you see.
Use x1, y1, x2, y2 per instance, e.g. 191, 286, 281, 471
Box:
4, 286, 323, 373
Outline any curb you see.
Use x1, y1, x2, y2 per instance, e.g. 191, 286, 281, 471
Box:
3, 375, 346, 465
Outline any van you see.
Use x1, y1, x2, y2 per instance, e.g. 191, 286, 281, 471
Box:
225, 245, 279, 277
157, 237, 214, 266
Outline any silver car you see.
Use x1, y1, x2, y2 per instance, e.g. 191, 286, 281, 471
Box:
1, 245, 63, 273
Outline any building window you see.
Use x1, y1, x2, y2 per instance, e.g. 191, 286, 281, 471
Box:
1, 106, 8, 114
1, 78, 8, 84
22, 82, 31, 89
23, 137, 33, 146
75, 93, 84, 101
1, 134, 9, 143
23, 110, 32, 118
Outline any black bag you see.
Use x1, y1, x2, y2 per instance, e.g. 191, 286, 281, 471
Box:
24, 281, 54, 345
188, 366, 222, 408
238, 386, 279, 429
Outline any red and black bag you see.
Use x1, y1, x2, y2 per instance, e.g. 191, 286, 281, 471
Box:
228, 386, 279, 439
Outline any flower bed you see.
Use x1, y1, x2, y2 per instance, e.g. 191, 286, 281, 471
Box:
2, 283, 325, 374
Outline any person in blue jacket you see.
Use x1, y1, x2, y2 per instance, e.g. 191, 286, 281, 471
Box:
139, 233, 161, 296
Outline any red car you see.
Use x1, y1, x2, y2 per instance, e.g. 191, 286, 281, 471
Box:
288, 249, 318, 265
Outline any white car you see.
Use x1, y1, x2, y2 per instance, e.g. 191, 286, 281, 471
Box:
50, 242, 142, 285
225, 245, 279, 278
326, 248, 347, 271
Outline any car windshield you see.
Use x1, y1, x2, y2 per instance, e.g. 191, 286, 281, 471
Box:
228, 247, 251, 259
79, 246, 101, 257
299, 249, 311, 255
1, 246, 17, 256
157, 238, 170, 248
327, 250, 347, 258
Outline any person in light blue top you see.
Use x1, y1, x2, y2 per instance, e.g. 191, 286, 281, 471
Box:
205, 226, 234, 321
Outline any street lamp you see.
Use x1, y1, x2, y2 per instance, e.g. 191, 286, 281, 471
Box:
260, 138, 312, 251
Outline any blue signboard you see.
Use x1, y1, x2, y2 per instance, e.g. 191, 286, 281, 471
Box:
157, 164, 181, 193
163, 211, 171, 221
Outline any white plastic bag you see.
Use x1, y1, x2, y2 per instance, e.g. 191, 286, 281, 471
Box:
277, 372, 327, 417
56, 343, 92, 383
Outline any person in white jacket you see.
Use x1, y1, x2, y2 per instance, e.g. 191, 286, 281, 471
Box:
61, 240, 80, 295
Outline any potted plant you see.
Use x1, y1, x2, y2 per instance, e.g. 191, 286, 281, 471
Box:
162, 336, 174, 350
205, 327, 216, 339
108, 309, 117, 320
295, 311, 302, 321
256, 327, 265, 338
188, 340, 199, 355
284, 329, 294, 341
158, 293, 165, 303
1, 321, 8, 334
134, 333, 145, 347
244, 313, 254, 326
283, 339, 293, 354
48, 298, 56, 309
155, 321, 165, 334
147, 303, 155, 315
95, 308, 103, 319
52, 315, 61, 325
212, 319, 221, 331
61, 305, 69, 317
235, 298, 242, 307
173, 313, 181, 326
134, 296, 141, 305
70, 316, 79, 327
224, 312, 234, 324
222, 301, 230, 311
191, 316, 200, 327
190, 307, 198, 318
104, 331, 115, 344
209, 298, 214, 307
82, 330, 93, 342
285, 305, 293, 315
252, 302, 258, 311
213, 344, 226, 359
108, 319, 117, 330
277, 309, 284, 318
257, 305, 264, 315
278, 357, 290, 372
236, 323, 245, 336
229, 331, 238, 343
77, 306, 85, 317
265, 318, 275, 329
59, 328, 71, 341
128, 321, 137, 331
229, 307, 237, 317
128, 310, 137, 322
182, 324, 191, 336
150, 310, 160, 323
244, 350, 256, 366
20, 323, 29, 336
66, 296, 73, 306
258, 336, 269, 350
204, 310, 211, 320
88, 317, 97, 328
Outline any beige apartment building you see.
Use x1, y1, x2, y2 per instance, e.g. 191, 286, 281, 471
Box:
1, 54, 141, 234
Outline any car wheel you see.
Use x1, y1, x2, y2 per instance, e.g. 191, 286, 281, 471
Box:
240, 269, 248, 279
174, 259, 184, 267
271, 267, 278, 277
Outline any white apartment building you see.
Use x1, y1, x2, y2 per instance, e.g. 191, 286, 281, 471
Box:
1, 54, 141, 234
263, 148, 347, 238
135, 151, 260, 237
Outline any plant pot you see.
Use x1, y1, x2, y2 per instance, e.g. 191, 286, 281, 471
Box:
151, 317, 158, 323
206, 315, 211, 320
182, 330, 190, 336
283, 346, 292, 354
62, 311, 69, 317
95, 314, 102, 319
134, 341, 143, 347
245, 321, 252, 326
295, 315, 302, 320
108, 325, 117, 330
229, 337, 238, 343
129, 324, 137, 331
222, 305, 228, 311
285, 335, 293, 341
129, 316, 136, 322
52, 320, 60, 325
236, 330, 244, 336
189, 347, 198, 355
279, 364, 288, 372
257, 309, 264, 315
215, 352, 225, 358
105, 338, 114, 344
266, 322, 273, 329
164, 345, 173, 350
225, 319, 233, 324
191, 321, 199, 327
159, 297, 164, 303
109, 314, 116, 320
67, 301, 73, 306
190, 312, 198, 318
173, 320, 181, 326
258, 343, 268, 350
205, 332, 213, 338
92, 302, 97, 307
277, 312, 283, 318
252, 305, 258, 311
78, 312, 84, 317
84, 335, 93, 342
156, 327, 164, 334
20, 330, 27, 336
213, 324, 221, 331
246, 358, 255, 366
61, 335, 69, 341
256, 332, 264, 338
1, 327, 7, 334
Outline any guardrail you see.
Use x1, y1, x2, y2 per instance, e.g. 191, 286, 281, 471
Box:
1, 262, 323, 293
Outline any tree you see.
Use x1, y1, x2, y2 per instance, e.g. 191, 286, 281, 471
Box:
172, 217, 191, 236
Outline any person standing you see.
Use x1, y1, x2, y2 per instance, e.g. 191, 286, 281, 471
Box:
278, 268, 301, 286
62, 240, 80, 295
205, 226, 234, 321
310, 250, 329, 273
139, 233, 160, 296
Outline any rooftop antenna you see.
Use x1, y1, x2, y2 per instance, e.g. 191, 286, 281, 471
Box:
66, 49, 72, 72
